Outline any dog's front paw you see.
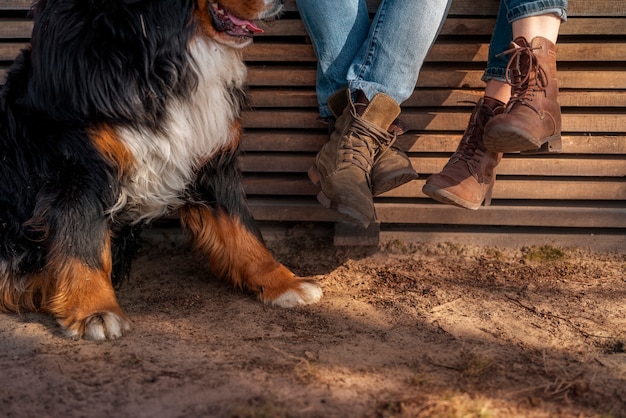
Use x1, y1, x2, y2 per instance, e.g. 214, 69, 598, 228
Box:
64, 311, 132, 341
268, 278, 323, 308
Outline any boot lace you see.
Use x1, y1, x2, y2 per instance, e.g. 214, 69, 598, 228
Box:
499, 42, 549, 116
448, 100, 495, 175
339, 110, 397, 176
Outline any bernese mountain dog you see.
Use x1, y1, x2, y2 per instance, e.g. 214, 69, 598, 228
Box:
0, 0, 322, 341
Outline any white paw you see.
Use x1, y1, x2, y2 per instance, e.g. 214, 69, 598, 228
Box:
66, 312, 132, 341
271, 281, 323, 308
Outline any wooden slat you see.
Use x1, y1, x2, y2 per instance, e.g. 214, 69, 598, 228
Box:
401, 134, 626, 155
240, 132, 626, 155
248, 88, 626, 108
0, 0, 32, 10
243, 175, 626, 201
247, 197, 626, 228
375, 202, 626, 228
4, 17, 625, 40
239, 154, 626, 177
400, 111, 626, 134
283, 0, 626, 17
0, 43, 25, 61
242, 42, 626, 63
258, 17, 626, 38
241, 109, 626, 133
245, 67, 626, 90
388, 178, 626, 201
0, 19, 32, 38
2, 0, 625, 16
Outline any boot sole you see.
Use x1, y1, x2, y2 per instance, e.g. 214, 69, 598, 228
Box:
422, 183, 485, 211
308, 165, 374, 228
483, 125, 561, 153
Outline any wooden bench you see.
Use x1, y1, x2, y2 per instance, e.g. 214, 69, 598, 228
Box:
2, 0, 625, 249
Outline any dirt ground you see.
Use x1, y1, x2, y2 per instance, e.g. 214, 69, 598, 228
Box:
0, 224, 624, 418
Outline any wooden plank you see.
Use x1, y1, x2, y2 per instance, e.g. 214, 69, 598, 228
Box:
243, 175, 626, 201
245, 66, 626, 90
3, 0, 625, 16
241, 132, 626, 155
248, 88, 626, 108
375, 202, 626, 228
0, 19, 32, 38
399, 110, 626, 134
283, 0, 626, 17
242, 42, 626, 63
247, 197, 626, 228
0, 43, 25, 61
241, 131, 328, 153
248, 197, 341, 223
239, 154, 626, 177
399, 134, 626, 155
0, 0, 32, 10
258, 18, 626, 38
414, 157, 626, 177
558, 18, 626, 36
4, 17, 625, 41
385, 178, 626, 201
555, 1, 626, 17
241, 109, 626, 133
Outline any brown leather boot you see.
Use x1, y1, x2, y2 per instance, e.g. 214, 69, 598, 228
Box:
483, 36, 562, 153
308, 90, 400, 227
422, 97, 505, 210
326, 89, 418, 196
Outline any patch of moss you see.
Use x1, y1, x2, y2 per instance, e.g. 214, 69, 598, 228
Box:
522, 245, 566, 263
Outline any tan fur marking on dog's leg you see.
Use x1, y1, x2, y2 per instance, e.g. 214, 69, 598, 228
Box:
0, 267, 55, 314
44, 235, 130, 340
180, 205, 322, 307
90, 125, 135, 177
0, 271, 24, 313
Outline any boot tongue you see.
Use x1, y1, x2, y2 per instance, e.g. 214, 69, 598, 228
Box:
358, 93, 401, 131
482, 96, 505, 112
512, 36, 531, 48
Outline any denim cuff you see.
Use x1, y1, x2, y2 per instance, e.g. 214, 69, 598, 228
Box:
507, 1, 568, 23
482, 68, 508, 84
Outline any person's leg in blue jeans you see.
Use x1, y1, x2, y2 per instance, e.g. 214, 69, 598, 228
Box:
296, 0, 451, 228
423, 0, 567, 210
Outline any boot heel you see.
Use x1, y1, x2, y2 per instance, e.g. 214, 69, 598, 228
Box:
521, 135, 562, 155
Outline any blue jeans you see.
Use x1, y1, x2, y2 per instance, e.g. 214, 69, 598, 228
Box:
484, 0, 568, 82
296, 0, 452, 118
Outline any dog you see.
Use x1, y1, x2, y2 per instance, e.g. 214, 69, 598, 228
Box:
0, 0, 322, 341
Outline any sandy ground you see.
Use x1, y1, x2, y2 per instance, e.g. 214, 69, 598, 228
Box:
0, 224, 624, 418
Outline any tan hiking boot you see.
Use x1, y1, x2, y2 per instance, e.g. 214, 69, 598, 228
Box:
325, 89, 418, 196
422, 97, 505, 210
308, 90, 401, 227
483, 36, 562, 153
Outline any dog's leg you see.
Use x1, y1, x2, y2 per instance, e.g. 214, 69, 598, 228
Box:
45, 234, 131, 340
180, 147, 322, 307
26, 170, 131, 340
180, 204, 322, 306
111, 224, 144, 288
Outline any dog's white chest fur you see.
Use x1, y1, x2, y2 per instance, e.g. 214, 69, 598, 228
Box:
111, 38, 247, 222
